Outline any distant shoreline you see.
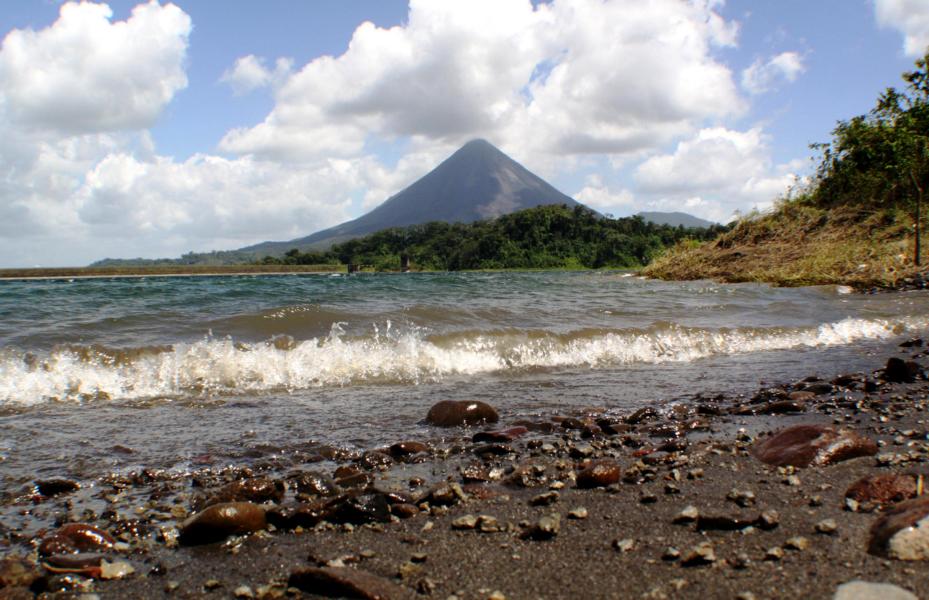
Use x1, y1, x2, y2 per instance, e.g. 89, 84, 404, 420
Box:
0, 264, 345, 281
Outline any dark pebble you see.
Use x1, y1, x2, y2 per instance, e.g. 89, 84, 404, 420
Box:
883, 357, 922, 383
425, 400, 499, 427
178, 502, 266, 546
576, 460, 621, 489
389, 441, 429, 457
472, 427, 528, 443
34, 479, 80, 498
289, 471, 340, 497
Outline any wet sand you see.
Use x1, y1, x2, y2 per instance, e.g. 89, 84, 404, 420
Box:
3, 345, 928, 599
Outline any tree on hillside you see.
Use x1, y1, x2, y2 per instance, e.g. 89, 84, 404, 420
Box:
812, 51, 929, 265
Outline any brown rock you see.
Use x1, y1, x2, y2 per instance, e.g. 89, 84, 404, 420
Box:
576, 460, 621, 489
266, 501, 329, 530
199, 477, 284, 508
388, 441, 429, 457
846, 474, 920, 507
179, 502, 266, 545
289, 471, 340, 497
788, 391, 817, 402
868, 495, 929, 559
34, 479, 80, 497
472, 427, 528, 443
751, 424, 878, 467
883, 357, 921, 383
426, 400, 499, 427
289, 566, 412, 600
38, 524, 115, 556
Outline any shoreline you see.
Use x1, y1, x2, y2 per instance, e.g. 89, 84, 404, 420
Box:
0, 265, 345, 281
2, 342, 928, 598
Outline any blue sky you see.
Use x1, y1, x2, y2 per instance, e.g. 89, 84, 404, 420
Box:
0, 0, 926, 267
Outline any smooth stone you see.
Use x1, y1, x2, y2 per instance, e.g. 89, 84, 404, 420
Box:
266, 501, 328, 530
883, 357, 921, 383
452, 515, 478, 530
328, 492, 391, 525
390, 503, 420, 520
522, 514, 560, 540
472, 427, 528, 443
289, 566, 412, 600
673, 506, 699, 524
35, 479, 80, 497
530, 491, 559, 506
425, 400, 499, 427
39, 524, 115, 556
200, 477, 285, 508
868, 495, 929, 560
758, 400, 806, 415
696, 514, 757, 531
751, 424, 878, 467
833, 581, 918, 600
179, 502, 266, 545
575, 460, 621, 489
388, 441, 429, 457
289, 471, 340, 497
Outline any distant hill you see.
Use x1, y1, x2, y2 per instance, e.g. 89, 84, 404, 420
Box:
636, 211, 717, 228
241, 139, 584, 255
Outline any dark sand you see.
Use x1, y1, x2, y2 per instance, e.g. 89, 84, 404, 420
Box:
3, 346, 929, 599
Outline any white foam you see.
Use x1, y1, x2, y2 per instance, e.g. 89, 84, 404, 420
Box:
0, 316, 926, 406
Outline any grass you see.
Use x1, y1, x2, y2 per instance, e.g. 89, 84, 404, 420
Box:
0, 264, 345, 280
642, 200, 927, 289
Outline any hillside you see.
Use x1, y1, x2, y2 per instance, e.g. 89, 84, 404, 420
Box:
645, 53, 929, 289
262, 204, 727, 271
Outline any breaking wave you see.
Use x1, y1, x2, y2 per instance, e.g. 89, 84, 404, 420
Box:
0, 316, 925, 407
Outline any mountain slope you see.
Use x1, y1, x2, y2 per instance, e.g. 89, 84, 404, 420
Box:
243, 139, 582, 254
636, 211, 717, 228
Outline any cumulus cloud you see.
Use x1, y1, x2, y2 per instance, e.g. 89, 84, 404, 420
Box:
220, 0, 744, 164
876, 0, 929, 57
634, 127, 801, 222
221, 55, 294, 94
740, 51, 805, 95
574, 175, 634, 216
0, 1, 190, 134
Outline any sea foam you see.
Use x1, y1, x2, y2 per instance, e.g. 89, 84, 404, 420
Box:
0, 317, 925, 407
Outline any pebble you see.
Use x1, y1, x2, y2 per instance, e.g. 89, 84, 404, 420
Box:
662, 547, 681, 561
426, 400, 499, 427
39, 524, 115, 556
673, 506, 699, 524
833, 580, 918, 600
567, 507, 588, 520
452, 515, 478, 530
681, 542, 716, 566
529, 491, 559, 506
613, 538, 635, 553
522, 514, 560, 541
751, 424, 878, 467
389, 441, 429, 457
178, 502, 267, 546
784, 536, 810, 551
883, 357, 920, 383
815, 519, 838, 535
575, 460, 621, 489
35, 479, 80, 497
233, 585, 255, 598
726, 489, 756, 507
765, 547, 784, 561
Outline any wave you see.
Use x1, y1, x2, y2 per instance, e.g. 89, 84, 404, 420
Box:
0, 316, 925, 407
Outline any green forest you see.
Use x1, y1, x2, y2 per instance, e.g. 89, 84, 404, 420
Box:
260, 204, 727, 271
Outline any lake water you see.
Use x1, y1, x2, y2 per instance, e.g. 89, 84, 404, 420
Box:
1, 271, 927, 490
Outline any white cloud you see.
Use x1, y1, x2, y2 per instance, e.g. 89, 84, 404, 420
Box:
633, 127, 800, 222
221, 55, 293, 94
220, 0, 744, 165
574, 175, 634, 216
876, 0, 929, 57
741, 51, 805, 95
0, 1, 190, 134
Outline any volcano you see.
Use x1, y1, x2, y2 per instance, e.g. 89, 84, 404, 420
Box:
242, 139, 583, 254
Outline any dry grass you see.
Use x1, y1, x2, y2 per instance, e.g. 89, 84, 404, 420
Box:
643, 202, 927, 289
0, 264, 344, 280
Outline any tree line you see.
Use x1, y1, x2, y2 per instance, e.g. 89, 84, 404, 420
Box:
260, 204, 728, 271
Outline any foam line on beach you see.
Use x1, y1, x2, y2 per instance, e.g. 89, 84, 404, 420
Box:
0, 316, 926, 406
